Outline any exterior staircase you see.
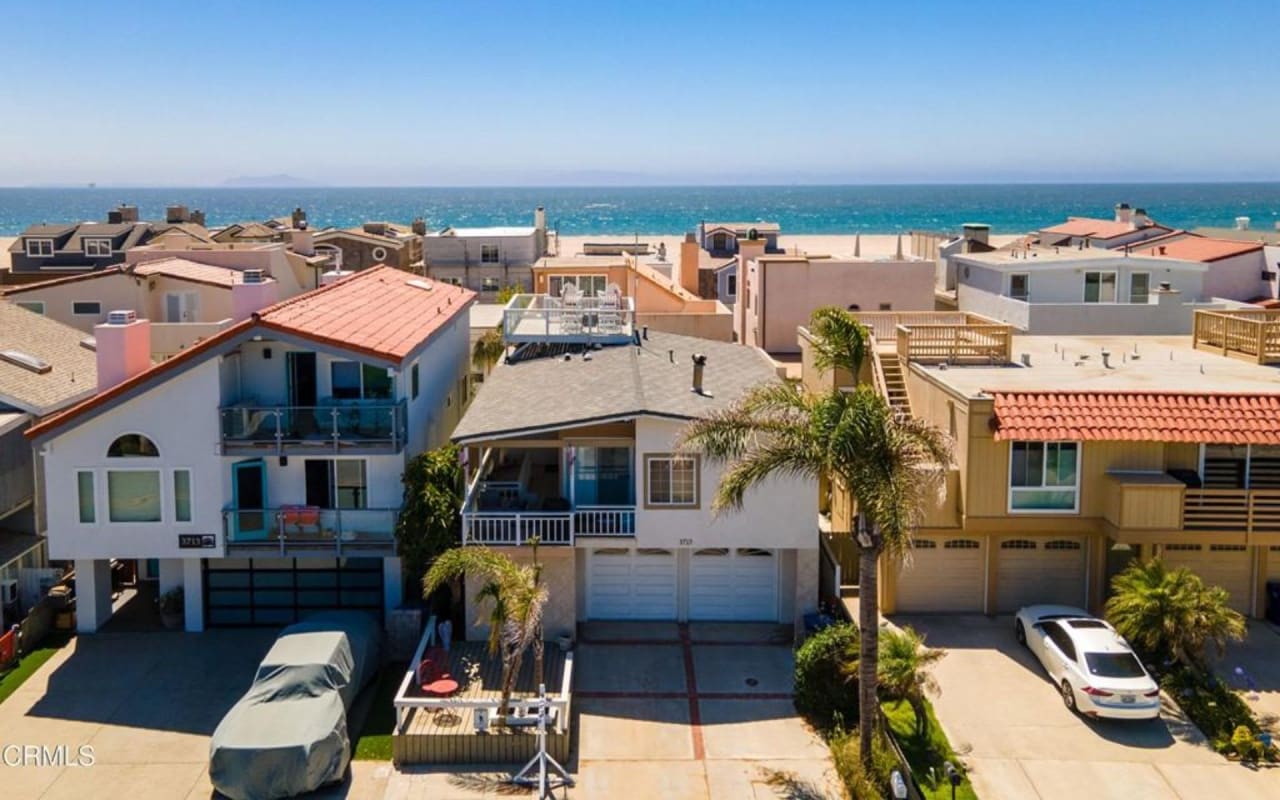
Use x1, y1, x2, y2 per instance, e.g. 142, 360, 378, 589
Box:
877, 352, 913, 417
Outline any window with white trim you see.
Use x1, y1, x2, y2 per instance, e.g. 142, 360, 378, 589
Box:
645, 454, 698, 507
1084, 271, 1117, 303
107, 470, 162, 523
173, 470, 192, 522
1129, 272, 1150, 304
548, 274, 607, 297
83, 238, 113, 257
481, 278, 500, 292
77, 472, 95, 524
1009, 441, 1079, 512
25, 239, 53, 258
1009, 273, 1030, 301
726, 274, 737, 297
480, 244, 500, 263
371, 246, 389, 262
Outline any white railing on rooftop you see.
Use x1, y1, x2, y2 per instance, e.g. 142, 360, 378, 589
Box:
502, 294, 635, 343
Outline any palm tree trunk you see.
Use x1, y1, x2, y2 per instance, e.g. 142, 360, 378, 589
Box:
858, 528, 882, 767
500, 648, 526, 719
533, 636, 545, 691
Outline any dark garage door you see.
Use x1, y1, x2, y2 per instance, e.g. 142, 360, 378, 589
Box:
204, 557, 384, 626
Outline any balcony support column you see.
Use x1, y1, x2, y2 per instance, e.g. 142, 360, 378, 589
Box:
183, 558, 205, 632
383, 557, 404, 617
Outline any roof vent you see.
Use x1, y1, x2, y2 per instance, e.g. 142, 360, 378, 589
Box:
0, 350, 51, 374
106, 310, 137, 325
242, 269, 265, 284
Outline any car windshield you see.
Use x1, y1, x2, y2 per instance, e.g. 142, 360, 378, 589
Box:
1084, 651, 1146, 678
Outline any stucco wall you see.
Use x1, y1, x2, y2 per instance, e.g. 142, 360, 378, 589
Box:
425, 234, 538, 267
1199, 250, 1269, 301
635, 310, 733, 342
5, 273, 146, 331
464, 545, 577, 642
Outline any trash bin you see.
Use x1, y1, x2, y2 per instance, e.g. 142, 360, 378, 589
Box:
1267, 581, 1280, 626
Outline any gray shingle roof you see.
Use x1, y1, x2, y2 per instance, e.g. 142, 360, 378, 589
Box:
0, 303, 97, 416
452, 330, 779, 442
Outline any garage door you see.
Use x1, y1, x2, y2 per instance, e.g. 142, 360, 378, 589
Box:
690, 548, 779, 621
587, 548, 677, 620
995, 538, 1087, 613
895, 538, 985, 613
204, 557, 384, 627
1161, 543, 1253, 614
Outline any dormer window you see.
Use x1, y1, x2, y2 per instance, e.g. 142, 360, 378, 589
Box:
84, 238, 113, 257
25, 239, 54, 257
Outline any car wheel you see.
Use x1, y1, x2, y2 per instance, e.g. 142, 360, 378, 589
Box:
1061, 680, 1077, 712
1015, 619, 1026, 646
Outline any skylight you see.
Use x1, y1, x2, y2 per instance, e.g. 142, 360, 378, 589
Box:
0, 350, 51, 374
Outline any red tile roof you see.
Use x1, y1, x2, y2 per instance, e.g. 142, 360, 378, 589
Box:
1041, 217, 1140, 239
989, 391, 1280, 444
1132, 236, 1264, 263
257, 267, 475, 361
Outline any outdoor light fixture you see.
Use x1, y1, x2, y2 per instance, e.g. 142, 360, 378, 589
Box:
944, 761, 961, 800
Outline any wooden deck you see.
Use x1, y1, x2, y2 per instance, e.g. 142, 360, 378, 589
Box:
392, 641, 571, 765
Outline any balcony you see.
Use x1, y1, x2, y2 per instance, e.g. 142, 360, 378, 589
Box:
1103, 472, 1186, 531
1103, 471, 1280, 540
1192, 309, 1280, 365
219, 400, 407, 455
501, 294, 635, 345
1182, 489, 1280, 536
461, 481, 635, 546
222, 506, 398, 556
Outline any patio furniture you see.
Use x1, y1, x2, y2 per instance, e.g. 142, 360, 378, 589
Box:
417, 648, 459, 697
277, 505, 322, 536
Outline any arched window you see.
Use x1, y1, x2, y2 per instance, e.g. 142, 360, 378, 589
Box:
108, 434, 159, 457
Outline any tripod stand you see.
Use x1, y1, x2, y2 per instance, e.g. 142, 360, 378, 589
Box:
509, 683, 574, 799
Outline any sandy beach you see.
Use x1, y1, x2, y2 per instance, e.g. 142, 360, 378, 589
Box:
554, 233, 1021, 261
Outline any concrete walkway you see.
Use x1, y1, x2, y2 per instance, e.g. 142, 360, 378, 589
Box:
385, 622, 840, 799
1217, 621, 1280, 732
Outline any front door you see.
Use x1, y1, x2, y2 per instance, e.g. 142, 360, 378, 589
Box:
231, 459, 268, 541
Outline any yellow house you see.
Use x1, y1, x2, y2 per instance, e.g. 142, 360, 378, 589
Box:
806, 309, 1280, 620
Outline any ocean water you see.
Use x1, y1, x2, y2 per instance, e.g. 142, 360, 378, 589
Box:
1, 184, 1278, 237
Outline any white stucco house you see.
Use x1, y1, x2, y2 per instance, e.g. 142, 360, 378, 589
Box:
450, 309, 818, 639
28, 267, 474, 633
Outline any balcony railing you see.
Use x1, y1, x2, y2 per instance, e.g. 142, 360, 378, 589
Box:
1182, 488, 1280, 534
462, 506, 636, 546
502, 294, 635, 344
219, 400, 407, 453
1192, 309, 1280, 365
222, 506, 398, 555
895, 322, 1012, 365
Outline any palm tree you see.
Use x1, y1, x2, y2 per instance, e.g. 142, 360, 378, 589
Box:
808, 305, 869, 380
423, 543, 548, 718
854, 625, 945, 734
679, 349, 951, 766
472, 327, 506, 375
1105, 558, 1246, 669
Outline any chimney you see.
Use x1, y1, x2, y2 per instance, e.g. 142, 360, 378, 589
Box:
290, 207, 307, 229
165, 205, 189, 224
117, 204, 139, 223
190, 209, 206, 227
961, 223, 990, 247
1114, 202, 1133, 226
232, 275, 279, 321
1133, 208, 1152, 229
289, 228, 315, 256
678, 232, 701, 296
412, 217, 427, 236
363, 222, 388, 236
691, 353, 707, 395
107, 210, 123, 224
94, 312, 151, 392
534, 206, 547, 232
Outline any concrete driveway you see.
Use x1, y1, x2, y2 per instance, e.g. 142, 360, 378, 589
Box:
388, 622, 841, 799
0, 630, 391, 800
1216, 622, 1280, 732
896, 615, 1280, 800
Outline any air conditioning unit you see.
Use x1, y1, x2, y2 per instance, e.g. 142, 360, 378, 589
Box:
1, 579, 18, 606
106, 309, 137, 325
242, 269, 265, 284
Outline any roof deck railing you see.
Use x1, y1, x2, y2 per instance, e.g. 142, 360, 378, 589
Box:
502, 294, 635, 345
1192, 309, 1280, 365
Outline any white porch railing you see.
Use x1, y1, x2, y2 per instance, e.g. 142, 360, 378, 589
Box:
462, 506, 636, 546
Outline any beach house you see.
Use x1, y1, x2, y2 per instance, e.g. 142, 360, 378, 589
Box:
450, 301, 816, 637
27, 267, 474, 633
313, 221, 425, 272
423, 207, 550, 295
698, 220, 781, 256
809, 310, 1280, 620
1038, 203, 1173, 250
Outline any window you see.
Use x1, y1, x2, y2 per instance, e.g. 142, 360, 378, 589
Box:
24, 239, 53, 258
165, 292, 199, 322
1009, 441, 1079, 512
878, 303, 893, 311
411, 363, 420, 399
1129, 272, 1150, 304
77, 472, 95, 524
72, 301, 101, 316
1044, 622, 1077, 661
107, 470, 162, 523
1083, 271, 1117, 303
330, 362, 392, 400
726, 274, 737, 297
1084, 652, 1146, 679
480, 244, 500, 264
712, 233, 729, 251
481, 278, 500, 292
1009, 273, 1030, 301
645, 454, 698, 507
108, 433, 159, 457
548, 274, 607, 297
83, 238, 113, 257
15, 301, 44, 315
173, 470, 192, 522
371, 246, 389, 262
945, 539, 980, 549
441, 276, 462, 286
304, 459, 367, 509
914, 539, 938, 549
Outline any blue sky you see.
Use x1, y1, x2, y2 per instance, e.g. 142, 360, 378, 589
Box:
1, 0, 1277, 186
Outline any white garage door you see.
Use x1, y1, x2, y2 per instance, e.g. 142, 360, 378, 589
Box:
1161, 543, 1253, 614
895, 538, 985, 613
587, 548, 678, 620
690, 548, 779, 621
995, 538, 1087, 613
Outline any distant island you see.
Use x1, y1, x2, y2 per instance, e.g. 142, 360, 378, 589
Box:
220, 174, 315, 188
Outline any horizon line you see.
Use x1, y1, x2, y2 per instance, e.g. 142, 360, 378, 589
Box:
5, 179, 1280, 190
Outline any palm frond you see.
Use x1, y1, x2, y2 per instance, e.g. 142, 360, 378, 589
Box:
808, 306, 869, 376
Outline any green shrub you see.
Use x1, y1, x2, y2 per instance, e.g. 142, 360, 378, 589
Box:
1162, 665, 1258, 751
794, 622, 859, 731
1231, 725, 1263, 763
830, 727, 898, 800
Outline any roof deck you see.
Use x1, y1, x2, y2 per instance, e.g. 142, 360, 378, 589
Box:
501, 293, 635, 345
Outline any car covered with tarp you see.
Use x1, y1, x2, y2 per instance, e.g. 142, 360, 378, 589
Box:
209, 611, 383, 800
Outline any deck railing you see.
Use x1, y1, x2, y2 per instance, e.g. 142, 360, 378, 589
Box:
1182, 488, 1280, 533
1192, 309, 1280, 364
222, 506, 398, 555
219, 399, 407, 453
462, 506, 636, 546
895, 322, 1012, 364
502, 294, 635, 344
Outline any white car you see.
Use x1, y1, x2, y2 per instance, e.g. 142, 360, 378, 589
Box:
1014, 605, 1162, 720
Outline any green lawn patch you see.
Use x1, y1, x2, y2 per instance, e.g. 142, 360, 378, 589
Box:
0, 633, 72, 707
883, 699, 979, 800
351, 662, 406, 761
